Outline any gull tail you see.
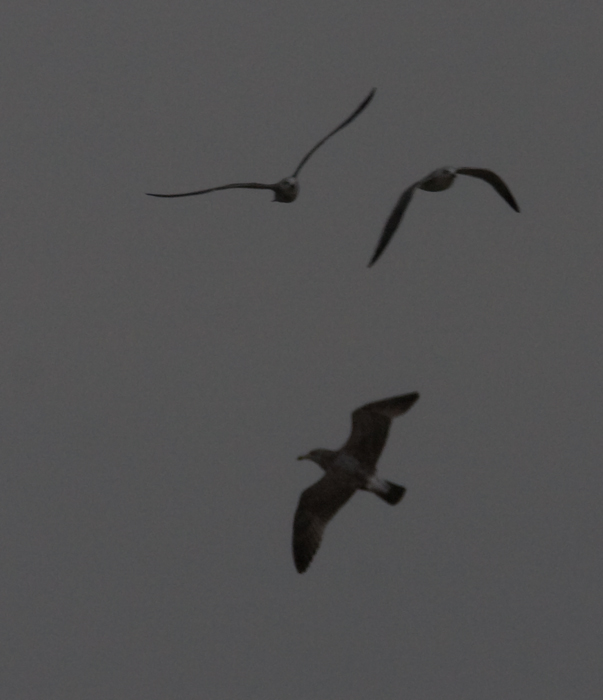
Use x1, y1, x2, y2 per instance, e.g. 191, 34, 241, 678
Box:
368, 478, 406, 505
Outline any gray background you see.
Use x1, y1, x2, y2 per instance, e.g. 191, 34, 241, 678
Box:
1, 1, 602, 698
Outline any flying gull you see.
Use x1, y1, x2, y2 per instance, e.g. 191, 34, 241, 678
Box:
293, 391, 419, 573
146, 89, 376, 203
368, 166, 520, 267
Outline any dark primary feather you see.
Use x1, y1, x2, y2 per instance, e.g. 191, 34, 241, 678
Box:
146, 182, 274, 198
293, 473, 357, 573
360, 392, 420, 419
455, 168, 520, 212
291, 88, 376, 177
368, 184, 417, 267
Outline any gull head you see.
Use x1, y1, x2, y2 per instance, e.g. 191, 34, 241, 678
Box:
273, 177, 299, 203
419, 167, 457, 192
297, 449, 336, 470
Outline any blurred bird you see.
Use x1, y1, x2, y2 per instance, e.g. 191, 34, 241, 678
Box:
146, 89, 375, 203
293, 391, 419, 573
368, 166, 520, 266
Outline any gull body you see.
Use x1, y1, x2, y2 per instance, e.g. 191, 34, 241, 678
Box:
368, 166, 520, 267
293, 392, 419, 573
146, 89, 375, 203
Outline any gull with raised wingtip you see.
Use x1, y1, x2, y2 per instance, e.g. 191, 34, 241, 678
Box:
293, 391, 419, 573
368, 166, 520, 267
146, 89, 375, 203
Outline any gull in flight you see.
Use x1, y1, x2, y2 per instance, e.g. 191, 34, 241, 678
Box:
293, 392, 419, 573
368, 166, 520, 267
146, 89, 375, 203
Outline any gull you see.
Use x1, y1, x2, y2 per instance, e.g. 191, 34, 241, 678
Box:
293, 391, 419, 573
368, 166, 520, 266
146, 88, 375, 203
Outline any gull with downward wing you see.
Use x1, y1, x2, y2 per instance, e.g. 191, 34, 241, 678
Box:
368, 166, 520, 267
293, 392, 419, 573
147, 89, 375, 203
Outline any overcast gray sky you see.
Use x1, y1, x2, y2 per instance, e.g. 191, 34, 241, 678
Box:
1, 1, 602, 698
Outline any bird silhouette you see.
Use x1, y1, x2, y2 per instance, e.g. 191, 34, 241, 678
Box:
368, 166, 520, 266
293, 392, 419, 573
146, 89, 375, 203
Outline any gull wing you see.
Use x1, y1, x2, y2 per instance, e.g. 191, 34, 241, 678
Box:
146, 182, 275, 198
291, 88, 376, 178
342, 392, 420, 467
293, 472, 357, 573
455, 168, 520, 212
368, 182, 418, 267
360, 392, 420, 418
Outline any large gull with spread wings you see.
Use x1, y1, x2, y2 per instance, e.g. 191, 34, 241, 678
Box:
146, 89, 375, 203
293, 392, 419, 573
